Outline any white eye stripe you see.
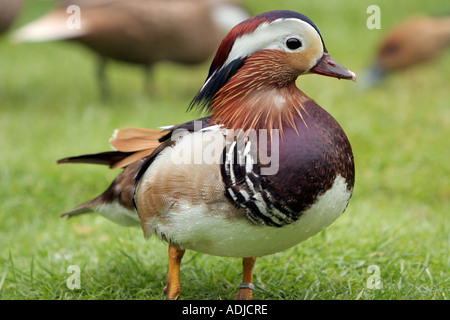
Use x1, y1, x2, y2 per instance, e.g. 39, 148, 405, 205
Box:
224, 18, 322, 65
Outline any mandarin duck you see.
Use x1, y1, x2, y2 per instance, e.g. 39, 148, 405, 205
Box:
11, 0, 249, 97
58, 10, 356, 300
0, 0, 22, 35
364, 14, 450, 87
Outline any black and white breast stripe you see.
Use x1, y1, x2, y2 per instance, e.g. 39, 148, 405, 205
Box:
220, 138, 298, 227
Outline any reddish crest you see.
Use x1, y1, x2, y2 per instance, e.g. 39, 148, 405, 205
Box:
210, 17, 269, 73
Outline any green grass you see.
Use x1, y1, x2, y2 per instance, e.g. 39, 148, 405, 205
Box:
1, 0, 449, 300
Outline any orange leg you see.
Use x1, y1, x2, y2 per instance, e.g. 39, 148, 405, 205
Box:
235, 257, 256, 300
163, 245, 185, 300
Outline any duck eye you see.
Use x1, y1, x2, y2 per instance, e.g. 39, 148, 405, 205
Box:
286, 38, 302, 50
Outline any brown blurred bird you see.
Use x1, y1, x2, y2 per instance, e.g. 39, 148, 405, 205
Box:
0, 0, 22, 35
364, 15, 450, 87
12, 0, 249, 97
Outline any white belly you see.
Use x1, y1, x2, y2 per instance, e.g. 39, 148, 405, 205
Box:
143, 175, 352, 257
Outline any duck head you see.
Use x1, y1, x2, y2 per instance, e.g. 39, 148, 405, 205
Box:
190, 10, 356, 132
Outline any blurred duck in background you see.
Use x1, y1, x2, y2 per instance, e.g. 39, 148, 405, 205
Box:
363, 14, 450, 87
12, 0, 249, 97
0, 0, 22, 35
